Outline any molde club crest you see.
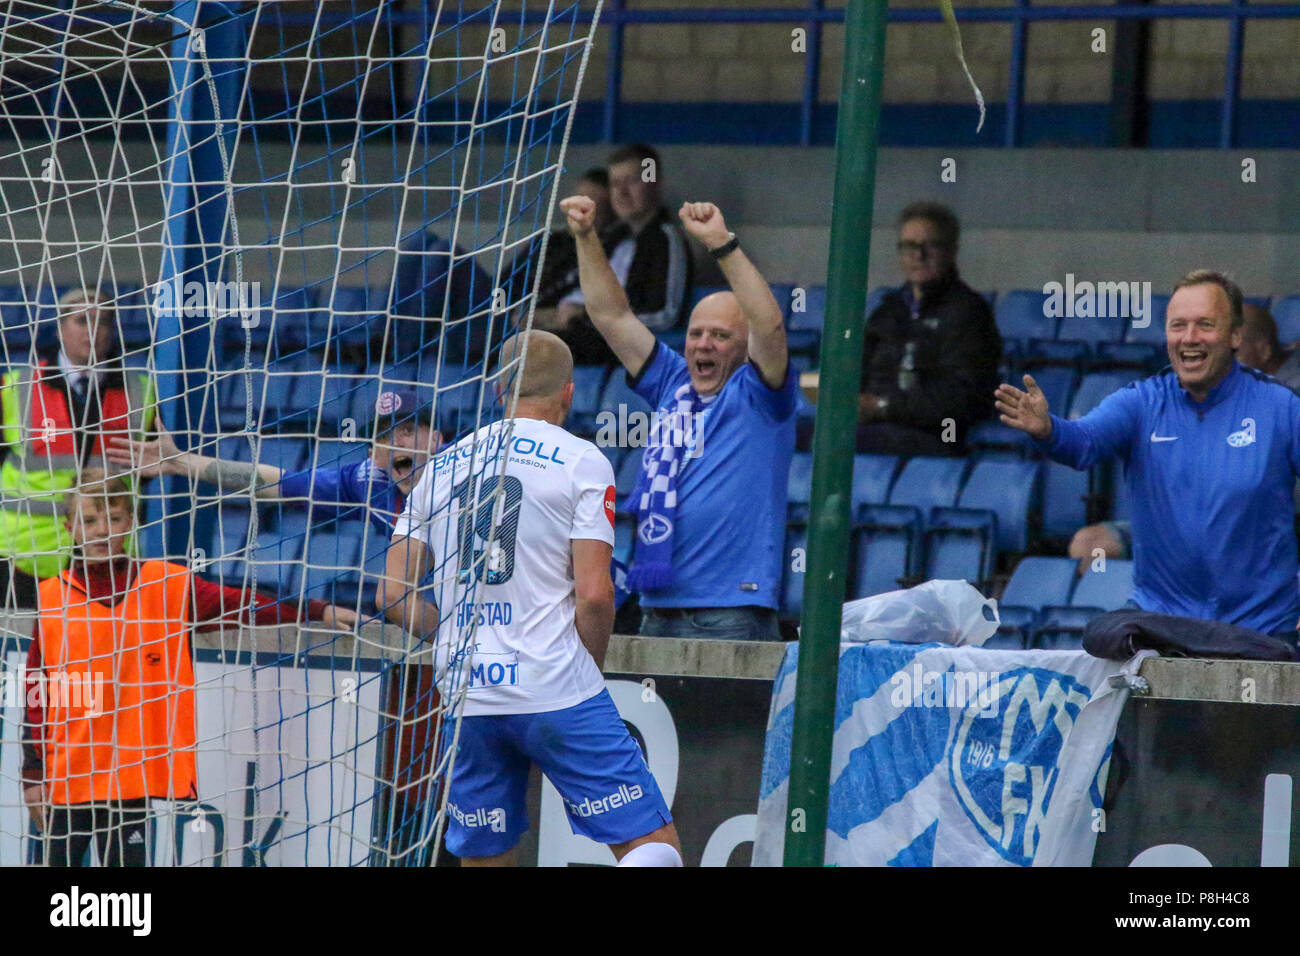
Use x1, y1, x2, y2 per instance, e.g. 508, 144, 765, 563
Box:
949, 668, 1094, 866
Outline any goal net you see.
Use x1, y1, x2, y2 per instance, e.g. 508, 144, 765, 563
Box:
0, 0, 601, 866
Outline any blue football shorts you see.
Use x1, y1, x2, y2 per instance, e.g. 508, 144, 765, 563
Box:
442, 688, 673, 858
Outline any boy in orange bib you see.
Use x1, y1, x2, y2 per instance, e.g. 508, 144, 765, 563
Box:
21, 472, 357, 866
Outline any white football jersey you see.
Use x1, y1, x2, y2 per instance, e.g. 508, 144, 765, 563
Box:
393, 417, 616, 716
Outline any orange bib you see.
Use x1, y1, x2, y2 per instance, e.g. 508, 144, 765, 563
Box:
37, 561, 197, 805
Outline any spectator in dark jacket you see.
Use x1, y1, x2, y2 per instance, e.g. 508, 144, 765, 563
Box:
538, 144, 692, 365
857, 202, 1001, 455
517, 168, 614, 316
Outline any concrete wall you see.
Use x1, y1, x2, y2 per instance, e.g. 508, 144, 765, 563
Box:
4, 143, 1297, 299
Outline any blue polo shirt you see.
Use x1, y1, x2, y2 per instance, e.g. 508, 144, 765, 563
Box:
1039, 362, 1300, 635
629, 343, 798, 609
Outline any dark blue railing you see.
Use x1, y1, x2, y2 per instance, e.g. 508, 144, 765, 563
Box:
22, 1, 1300, 147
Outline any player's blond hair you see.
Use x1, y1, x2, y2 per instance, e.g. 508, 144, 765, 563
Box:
496, 330, 574, 400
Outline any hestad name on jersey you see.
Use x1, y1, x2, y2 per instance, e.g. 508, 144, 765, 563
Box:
455, 600, 514, 628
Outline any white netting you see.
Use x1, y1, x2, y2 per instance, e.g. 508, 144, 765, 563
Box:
0, 0, 600, 865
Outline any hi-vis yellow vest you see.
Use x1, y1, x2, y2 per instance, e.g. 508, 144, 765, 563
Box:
0, 363, 154, 577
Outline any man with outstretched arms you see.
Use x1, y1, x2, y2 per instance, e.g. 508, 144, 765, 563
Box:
378, 330, 682, 867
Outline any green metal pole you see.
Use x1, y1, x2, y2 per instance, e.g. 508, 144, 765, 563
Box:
783, 0, 888, 867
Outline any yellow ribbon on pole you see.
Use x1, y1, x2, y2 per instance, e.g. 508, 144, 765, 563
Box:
939, 0, 986, 132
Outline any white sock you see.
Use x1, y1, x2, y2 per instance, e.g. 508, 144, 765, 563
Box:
617, 842, 683, 867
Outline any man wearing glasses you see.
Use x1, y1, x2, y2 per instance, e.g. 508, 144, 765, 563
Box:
857, 201, 1002, 456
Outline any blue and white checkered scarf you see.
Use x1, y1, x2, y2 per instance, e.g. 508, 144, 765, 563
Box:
626, 382, 712, 592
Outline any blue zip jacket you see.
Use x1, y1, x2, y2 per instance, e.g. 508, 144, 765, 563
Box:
1038, 362, 1300, 636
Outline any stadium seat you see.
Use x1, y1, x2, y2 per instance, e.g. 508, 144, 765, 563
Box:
614, 450, 644, 513
599, 444, 624, 476
1071, 558, 1134, 611
995, 290, 1058, 355
613, 513, 635, 566
314, 438, 372, 470
887, 456, 968, 522
1001, 556, 1077, 610
850, 454, 899, 516
1273, 295, 1300, 344
851, 520, 914, 598
322, 286, 380, 352
598, 371, 654, 422
923, 507, 994, 588
955, 458, 1042, 553
786, 285, 825, 355
1068, 370, 1141, 419
984, 630, 1029, 650
781, 523, 807, 619
568, 365, 608, 435
787, 452, 814, 521
1040, 460, 1090, 539
1032, 606, 1097, 650
993, 603, 1038, 646
1114, 294, 1171, 347
217, 369, 271, 429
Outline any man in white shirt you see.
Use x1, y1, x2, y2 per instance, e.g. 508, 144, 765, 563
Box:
378, 330, 682, 867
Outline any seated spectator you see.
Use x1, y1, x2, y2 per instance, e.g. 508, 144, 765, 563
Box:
1069, 521, 1130, 573
0, 289, 155, 609
21, 471, 355, 866
537, 144, 692, 366
518, 168, 614, 312
1235, 302, 1300, 391
856, 202, 1001, 456
390, 229, 493, 366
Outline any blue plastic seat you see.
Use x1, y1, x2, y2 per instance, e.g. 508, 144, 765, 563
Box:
1273, 295, 1300, 344
1001, 556, 1077, 610
781, 523, 808, 619
982, 629, 1024, 650
1040, 460, 1090, 539
786, 285, 825, 355
313, 438, 372, 470
987, 606, 1040, 650
1033, 605, 1101, 650
787, 452, 814, 521
1072, 558, 1134, 611
995, 290, 1058, 354
851, 454, 898, 516
1068, 371, 1141, 419
1117, 294, 1171, 347
923, 508, 993, 587
568, 365, 608, 434
955, 458, 1042, 553
613, 513, 635, 566
887, 456, 968, 523
851, 522, 913, 598
1097, 294, 1167, 368
598, 372, 654, 422
614, 450, 644, 513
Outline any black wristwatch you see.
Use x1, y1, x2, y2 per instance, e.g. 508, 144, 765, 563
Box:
709, 232, 740, 260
